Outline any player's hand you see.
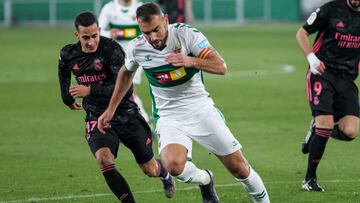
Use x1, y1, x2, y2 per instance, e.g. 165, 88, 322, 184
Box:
307, 52, 326, 75
69, 102, 83, 110
69, 85, 90, 98
110, 29, 124, 38
97, 110, 114, 134
165, 53, 195, 67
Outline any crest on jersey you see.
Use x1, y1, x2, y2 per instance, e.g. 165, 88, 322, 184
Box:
94, 58, 103, 71
306, 10, 318, 25
72, 64, 79, 71
145, 54, 152, 61
172, 45, 181, 53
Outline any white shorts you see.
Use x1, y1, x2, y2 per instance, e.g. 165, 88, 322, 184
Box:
157, 106, 241, 157
133, 67, 143, 85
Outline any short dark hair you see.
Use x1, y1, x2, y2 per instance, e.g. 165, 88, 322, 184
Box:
74, 11, 98, 30
136, 2, 163, 22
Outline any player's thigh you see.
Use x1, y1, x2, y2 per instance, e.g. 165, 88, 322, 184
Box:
334, 78, 359, 121
85, 119, 120, 158
157, 120, 193, 161
307, 71, 336, 117
190, 107, 241, 156
115, 114, 154, 164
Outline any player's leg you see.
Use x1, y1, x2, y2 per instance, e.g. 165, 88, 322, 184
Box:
302, 71, 336, 192
86, 120, 135, 203
160, 143, 218, 203
303, 115, 333, 192
331, 116, 359, 141
191, 107, 269, 203
331, 79, 359, 141
217, 151, 269, 203
118, 114, 174, 198
157, 121, 218, 202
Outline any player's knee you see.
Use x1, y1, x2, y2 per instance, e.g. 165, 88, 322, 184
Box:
340, 126, 358, 140
140, 162, 158, 177
163, 159, 186, 176
95, 153, 114, 168
229, 160, 250, 179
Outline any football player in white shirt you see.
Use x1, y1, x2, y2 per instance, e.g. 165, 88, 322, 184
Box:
99, 0, 151, 123
98, 3, 270, 203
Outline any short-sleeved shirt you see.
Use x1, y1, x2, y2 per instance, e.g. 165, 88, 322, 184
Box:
303, 0, 360, 80
125, 23, 215, 121
58, 36, 137, 118
99, 0, 142, 48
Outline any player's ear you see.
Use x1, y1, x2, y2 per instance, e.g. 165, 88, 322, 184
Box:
74, 31, 79, 38
164, 14, 169, 25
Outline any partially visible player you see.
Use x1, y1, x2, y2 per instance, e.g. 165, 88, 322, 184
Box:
98, 3, 270, 203
296, 0, 360, 192
99, 0, 151, 123
58, 11, 174, 202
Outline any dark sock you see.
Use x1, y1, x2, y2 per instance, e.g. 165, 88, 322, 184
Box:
306, 127, 332, 180
156, 159, 169, 179
331, 124, 354, 141
101, 164, 136, 203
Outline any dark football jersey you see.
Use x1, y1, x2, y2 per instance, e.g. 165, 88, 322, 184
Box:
303, 0, 360, 80
58, 36, 137, 117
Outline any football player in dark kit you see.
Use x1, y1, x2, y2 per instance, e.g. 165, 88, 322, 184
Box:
58, 11, 175, 202
296, 0, 360, 192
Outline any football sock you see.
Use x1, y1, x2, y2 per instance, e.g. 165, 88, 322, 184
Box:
101, 164, 135, 203
236, 167, 270, 203
306, 127, 332, 180
175, 161, 210, 185
331, 124, 354, 141
156, 159, 169, 179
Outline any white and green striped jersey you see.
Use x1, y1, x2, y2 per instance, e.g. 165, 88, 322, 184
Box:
99, 0, 142, 48
125, 23, 216, 121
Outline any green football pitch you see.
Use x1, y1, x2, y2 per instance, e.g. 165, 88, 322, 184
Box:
0, 24, 359, 203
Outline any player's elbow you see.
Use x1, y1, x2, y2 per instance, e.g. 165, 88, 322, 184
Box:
218, 62, 227, 75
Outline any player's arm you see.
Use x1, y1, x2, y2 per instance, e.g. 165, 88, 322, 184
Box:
58, 52, 82, 110
165, 25, 226, 75
296, 27, 325, 75
296, 4, 331, 75
98, 5, 111, 38
165, 50, 226, 75
97, 67, 136, 134
98, 43, 137, 134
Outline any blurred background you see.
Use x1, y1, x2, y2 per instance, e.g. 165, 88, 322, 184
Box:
0, 0, 332, 27
2, 0, 359, 203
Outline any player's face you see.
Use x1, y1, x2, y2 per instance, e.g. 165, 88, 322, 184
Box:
348, 0, 360, 9
138, 15, 169, 50
75, 23, 100, 53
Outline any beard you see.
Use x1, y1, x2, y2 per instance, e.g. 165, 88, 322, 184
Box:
349, 0, 360, 9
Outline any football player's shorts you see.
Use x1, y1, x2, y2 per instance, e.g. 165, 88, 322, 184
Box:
306, 69, 359, 121
85, 111, 154, 164
156, 105, 241, 157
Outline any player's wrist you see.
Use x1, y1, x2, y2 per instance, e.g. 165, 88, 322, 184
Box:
306, 52, 319, 65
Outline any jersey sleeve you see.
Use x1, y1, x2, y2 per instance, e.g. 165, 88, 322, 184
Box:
124, 41, 139, 72
90, 41, 125, 97
98, 4, 111, 38
302, 2, 332, 34
180, 25, 215, 59
58, 49, 75, 106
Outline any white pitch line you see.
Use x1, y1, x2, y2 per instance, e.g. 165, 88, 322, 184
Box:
1, 179, 359, 203
207, 64, 296, 78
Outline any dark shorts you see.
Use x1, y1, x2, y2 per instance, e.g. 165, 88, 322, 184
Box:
85, 112, 153, 164
305, 69, 359, 121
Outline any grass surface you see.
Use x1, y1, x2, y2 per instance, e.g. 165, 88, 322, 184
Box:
0, 23, 359, 203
